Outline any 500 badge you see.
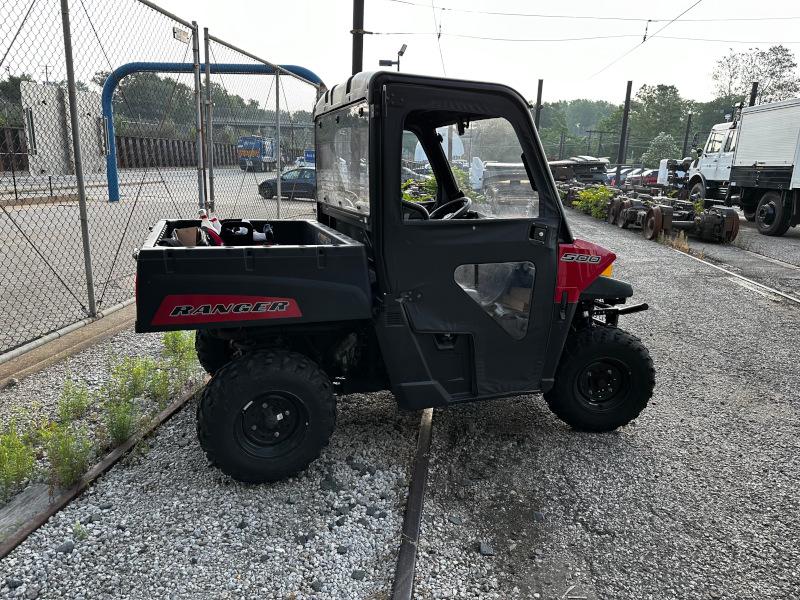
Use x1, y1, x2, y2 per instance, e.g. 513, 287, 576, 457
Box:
561, 253, 601, 264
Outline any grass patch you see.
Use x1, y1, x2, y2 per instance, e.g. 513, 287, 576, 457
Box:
41, 422, 93, 488
658, 230, 691, 253
0, 424, 36, 501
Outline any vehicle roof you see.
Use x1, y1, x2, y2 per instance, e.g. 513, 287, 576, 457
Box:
314, 70, 526, 117
742, 96, 800, 115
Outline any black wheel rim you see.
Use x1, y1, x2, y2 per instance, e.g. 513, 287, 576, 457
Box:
757, 201, 776, 227
235, 391, 308, 459
574, 359, 631, 412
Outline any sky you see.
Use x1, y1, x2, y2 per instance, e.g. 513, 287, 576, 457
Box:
133, 0, 800, 105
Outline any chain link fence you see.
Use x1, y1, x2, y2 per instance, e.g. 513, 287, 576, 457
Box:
203, 33, 318, 222
0, 0, 322, 357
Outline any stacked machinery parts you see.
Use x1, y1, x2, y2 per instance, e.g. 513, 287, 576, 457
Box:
562, 184, 740, 244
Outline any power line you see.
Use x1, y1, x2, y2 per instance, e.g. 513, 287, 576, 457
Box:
591, 0, 704, 78
430, 0, 446, 75
381, 0, 800, 22
370, 30, 800, 45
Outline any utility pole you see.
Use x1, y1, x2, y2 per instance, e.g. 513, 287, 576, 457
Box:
748, 81, 759, 106
352, 0, 365, 75
614, 80, 632, 188
534, 79, 543, 128
558, 131, 565, 160
682, 111, 693, 157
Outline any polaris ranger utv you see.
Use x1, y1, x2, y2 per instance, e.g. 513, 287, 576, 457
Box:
135, 72, 655, 483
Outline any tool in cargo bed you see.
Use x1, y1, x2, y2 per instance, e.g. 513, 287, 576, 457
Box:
134, 71, 655, 484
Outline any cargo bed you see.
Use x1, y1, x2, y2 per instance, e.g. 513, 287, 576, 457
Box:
135, 219, 372, 332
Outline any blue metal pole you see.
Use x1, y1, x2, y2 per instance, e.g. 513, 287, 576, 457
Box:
101, 62, 323, 201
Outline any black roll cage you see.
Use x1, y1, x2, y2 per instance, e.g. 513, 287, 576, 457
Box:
314, 72, 574, 242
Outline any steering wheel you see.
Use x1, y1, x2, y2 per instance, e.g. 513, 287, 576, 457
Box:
429, 196, 472, 220
402, 200, 430, 220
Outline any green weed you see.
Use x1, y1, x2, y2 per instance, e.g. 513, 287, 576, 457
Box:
41, 422, 93, 488
103, 396, 141, 446
162, 331, 197, 382
73, 520, 88, 541
57, 377, 91, 423
0, 424, 36, 500
109, 356, 155, 400
147, 365, 172, 409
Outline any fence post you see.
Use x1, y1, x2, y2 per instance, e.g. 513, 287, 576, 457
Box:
275, 70, 281, 219
203, 28, 215, 212
191, 22, 206, 211
60, 0, 97, 317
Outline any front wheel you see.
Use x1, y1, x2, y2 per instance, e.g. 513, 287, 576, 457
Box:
197, 350, 336, 483
545, 326, 655, 432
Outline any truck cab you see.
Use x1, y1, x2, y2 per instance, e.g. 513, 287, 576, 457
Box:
689, 121, 737, 200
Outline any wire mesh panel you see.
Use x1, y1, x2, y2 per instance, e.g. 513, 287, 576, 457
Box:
205, 35, 319, 222
0, 0, 198, 354
0, 0, 322, 356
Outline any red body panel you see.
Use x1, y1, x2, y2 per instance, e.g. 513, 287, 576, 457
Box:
152, 294, 302, 326
554, 240, 616, 302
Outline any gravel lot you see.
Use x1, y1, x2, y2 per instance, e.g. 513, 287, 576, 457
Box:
414, 210, 800, 600
4, 207, 800, 599
2, 381, 417, 599
0, 330, 164, 433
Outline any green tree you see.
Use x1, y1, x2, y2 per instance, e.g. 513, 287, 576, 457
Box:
712, 45, 800, 103
640, 132, 680, 167
629, 84, 689, 143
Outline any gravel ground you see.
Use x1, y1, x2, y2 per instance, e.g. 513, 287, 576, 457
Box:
414, 210, 800, 600
1, 388, 418, 599
727, 217, 800, 268
0, 330, 164, 433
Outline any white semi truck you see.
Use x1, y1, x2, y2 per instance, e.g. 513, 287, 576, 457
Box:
687, 97, 800, 236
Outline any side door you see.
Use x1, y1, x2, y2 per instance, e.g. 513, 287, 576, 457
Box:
376, 82, 564, 408
298, 168, 314, 198
281, 169, 300, 199
715, 127, 737, 182
699, 129, 725, 182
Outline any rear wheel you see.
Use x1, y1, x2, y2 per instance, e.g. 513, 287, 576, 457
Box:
195, 330, 233, 376
545, 326, 655, 432
756, 191, 790, 236
196, 350, 336, 483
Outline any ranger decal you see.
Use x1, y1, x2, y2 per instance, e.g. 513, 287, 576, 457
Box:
151, 294, 301, 325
